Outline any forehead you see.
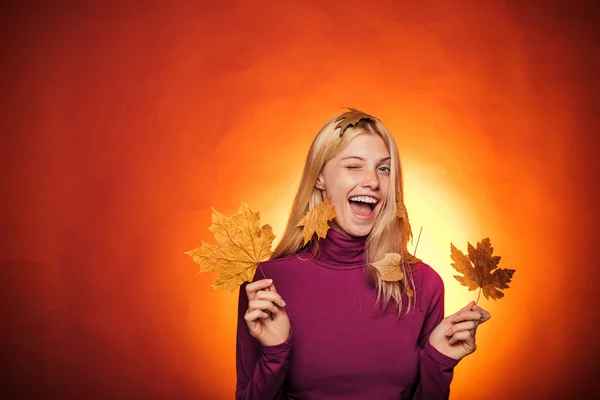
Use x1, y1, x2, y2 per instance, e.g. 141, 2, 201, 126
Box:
336, 133, 390, 159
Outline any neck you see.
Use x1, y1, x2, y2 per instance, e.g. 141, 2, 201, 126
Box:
308, 227, 368, 268
328, 221, 362, 239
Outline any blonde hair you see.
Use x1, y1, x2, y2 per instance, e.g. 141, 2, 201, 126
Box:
271, 112, 416, 316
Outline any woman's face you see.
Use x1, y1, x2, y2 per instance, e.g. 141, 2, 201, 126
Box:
317, 132, 391, 238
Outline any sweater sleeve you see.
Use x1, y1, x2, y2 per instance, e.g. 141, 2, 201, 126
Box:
235, 281, 292, 400
414, 272, 460, 400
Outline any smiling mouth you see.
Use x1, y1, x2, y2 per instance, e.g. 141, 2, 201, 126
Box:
348, 196, 378, 218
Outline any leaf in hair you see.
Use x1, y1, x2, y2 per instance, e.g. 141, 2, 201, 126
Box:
396, 193, 413, 244
185, 202, 275, 291
450, 238, 516, 302
296, 198, 336, 245
334, 108, 377, 136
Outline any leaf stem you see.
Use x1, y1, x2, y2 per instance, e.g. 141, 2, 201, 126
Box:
476, 287, 481, 304
413, 226, 423, 257
258, 264, 268, 280
257, 264, 275, 321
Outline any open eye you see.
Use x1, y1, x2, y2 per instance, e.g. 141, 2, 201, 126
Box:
378, 166, 391, 174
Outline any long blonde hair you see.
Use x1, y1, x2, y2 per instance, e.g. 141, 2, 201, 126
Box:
271, 111, 416, 316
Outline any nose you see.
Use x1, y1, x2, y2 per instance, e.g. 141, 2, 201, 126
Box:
361, 170, 379, 189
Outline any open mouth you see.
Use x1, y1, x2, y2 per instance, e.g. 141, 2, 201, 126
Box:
348, 195, 378, 218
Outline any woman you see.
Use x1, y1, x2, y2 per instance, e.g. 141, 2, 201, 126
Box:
235, 109, 490, 399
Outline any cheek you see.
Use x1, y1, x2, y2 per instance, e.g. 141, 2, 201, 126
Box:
326, 175, 355, 200
327, 189, 352, 215
327, 185, 348, 205
381, 177, 391, 195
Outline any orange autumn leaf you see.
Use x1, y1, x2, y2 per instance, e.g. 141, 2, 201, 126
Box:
334, 108, 377, 136
450, 238, 516, 301
185, 202, 275, 292
296, 199, 336, 245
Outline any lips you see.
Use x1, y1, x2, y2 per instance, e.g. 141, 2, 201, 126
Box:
348, 195, 379, 206
348, 196, 378, 219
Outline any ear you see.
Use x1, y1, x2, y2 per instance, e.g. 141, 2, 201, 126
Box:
315, 174, 326, 190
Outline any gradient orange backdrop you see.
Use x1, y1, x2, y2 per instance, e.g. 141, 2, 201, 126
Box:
2, 1, 599, 399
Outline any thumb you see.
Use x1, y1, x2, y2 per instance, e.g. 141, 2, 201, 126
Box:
451, 301, 476, 318
269, 281, 279, 294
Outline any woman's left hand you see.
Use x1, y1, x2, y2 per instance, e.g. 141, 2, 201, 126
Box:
429, 301, 491, 361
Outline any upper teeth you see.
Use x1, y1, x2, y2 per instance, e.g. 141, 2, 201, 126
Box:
349, 196, 378, 204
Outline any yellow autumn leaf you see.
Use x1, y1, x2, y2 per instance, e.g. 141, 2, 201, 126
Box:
296, 199, 336, 245
372, 251, 420, 296
185, 202, 275, 292
396, 193, 413, 244
372, 253, 405, 282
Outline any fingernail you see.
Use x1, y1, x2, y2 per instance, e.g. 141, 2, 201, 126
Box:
267, 279, 273, 283
281, 299, 287, 307
273, 305, 278, 312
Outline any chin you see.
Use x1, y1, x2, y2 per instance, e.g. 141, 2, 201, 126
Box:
344, 225, 373, 238
330, 220, 369, 238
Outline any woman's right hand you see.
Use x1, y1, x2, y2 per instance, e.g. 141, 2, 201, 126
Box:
244, 279, 291, 347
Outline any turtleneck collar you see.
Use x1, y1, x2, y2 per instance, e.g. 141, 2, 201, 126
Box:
306, 227, 368, 269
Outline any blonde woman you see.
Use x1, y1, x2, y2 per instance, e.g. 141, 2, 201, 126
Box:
236, 109, 491, 399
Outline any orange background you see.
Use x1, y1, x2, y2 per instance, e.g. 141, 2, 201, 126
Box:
2, 1, 598, 399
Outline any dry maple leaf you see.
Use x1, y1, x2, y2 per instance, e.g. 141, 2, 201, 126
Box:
371, 252, 418, 297
372, 253, 405, 282
450, 238, 516, 302
334, 108, 377, 136
185, 202, 275, 292
296, 199, 336, 245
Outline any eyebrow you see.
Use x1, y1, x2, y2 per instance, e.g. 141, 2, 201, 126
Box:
340, 156, 391, 163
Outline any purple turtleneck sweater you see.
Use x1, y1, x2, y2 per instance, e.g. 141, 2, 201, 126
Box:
235, 229, 460, 399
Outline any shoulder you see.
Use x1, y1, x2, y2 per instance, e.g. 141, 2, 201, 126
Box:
410, 261, 446, 306
411, 261, 444, 290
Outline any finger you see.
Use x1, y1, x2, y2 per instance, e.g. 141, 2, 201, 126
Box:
259, 281, 280, 300
244, 309, 270, 323
445, 321, 477, 337
249, 299, 280, 313
256, 290, 287, 308
448, 330, 474, 345
460, 301, 476, 313
453, 310, 483, 323
246, 279, 273, 298
474, 305, 491, 323
269, 281, 279, 294
450, 301, 476, 320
